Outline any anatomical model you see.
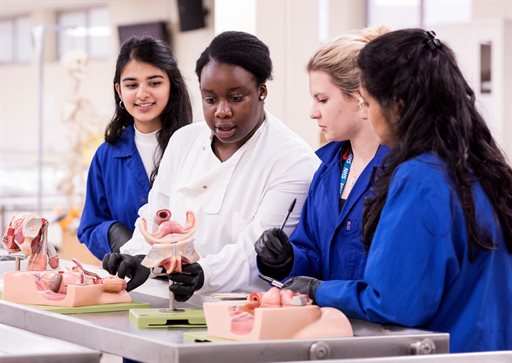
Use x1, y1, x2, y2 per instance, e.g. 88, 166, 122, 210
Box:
1, 212, 59, 271
2, 213, 130, 307
139, 209, 199, 272
204, 287, 353, 340
2, 258, 130, 307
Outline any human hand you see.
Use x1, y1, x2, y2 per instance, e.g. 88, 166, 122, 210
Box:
282, 276, 321, 303
254, 228, 293, 279
107, 222, 133, 253
102, 253, 150, 292
168, 262, 204, 302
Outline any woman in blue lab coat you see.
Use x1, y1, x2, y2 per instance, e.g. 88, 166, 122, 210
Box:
77, 35, 192, 260
255, 27, 389, 282
279, 29, 512, 352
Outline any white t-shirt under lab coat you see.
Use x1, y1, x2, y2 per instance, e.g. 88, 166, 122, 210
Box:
121, 112, 320, 295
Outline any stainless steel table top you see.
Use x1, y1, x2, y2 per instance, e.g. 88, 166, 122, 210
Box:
0, 323, 101, 363
0, 260, 450, 363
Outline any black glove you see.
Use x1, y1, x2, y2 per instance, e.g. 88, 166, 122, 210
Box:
108, 222, 133, 253
102, 253, 150, 292
282, 276, 321, 304
168, 263, 204, 302
254, 228, 293, 280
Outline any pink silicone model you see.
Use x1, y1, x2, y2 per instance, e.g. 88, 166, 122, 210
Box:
138, 209, 199, 273
1, 213, 59, 271
204, 287, 353, 340
2, 259, 131, 307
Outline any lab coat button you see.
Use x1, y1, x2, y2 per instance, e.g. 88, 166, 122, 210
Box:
202, 185, 207, 189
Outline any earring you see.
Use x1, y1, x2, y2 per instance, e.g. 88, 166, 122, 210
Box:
259, 95, 265, 101
119, 100, 125, 110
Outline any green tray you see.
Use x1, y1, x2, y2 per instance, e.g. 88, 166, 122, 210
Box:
34, 301, 150, 314
183, 330, 233, 343
129, 307, 206, 328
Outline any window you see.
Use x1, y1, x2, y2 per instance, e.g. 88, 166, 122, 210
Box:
0, 15, 33, 64
57, 7, 110, 60
367, 0, 471, 29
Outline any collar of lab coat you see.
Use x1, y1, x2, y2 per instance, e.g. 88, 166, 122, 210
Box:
112, 125, 137, 158
175, 113, 269, 214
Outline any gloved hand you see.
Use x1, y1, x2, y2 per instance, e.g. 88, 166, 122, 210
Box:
108, 222, 133, 253
168, 263, 204, 302
102, 253, 150, 292
254, 228, 293, 280
282, 276, 321, 304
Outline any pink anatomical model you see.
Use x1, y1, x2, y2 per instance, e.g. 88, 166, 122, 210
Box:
204, 287, 353, 340
2, 258, 131, 307
2, 213, 59, 271
139, 209, 199, 273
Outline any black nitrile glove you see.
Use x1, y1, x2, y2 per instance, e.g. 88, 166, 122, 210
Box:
168, 263, 204, 302
108, 222, 133, 253
282, 276, 321, 303
102, 253, 150, 292
254, 228, 293, 280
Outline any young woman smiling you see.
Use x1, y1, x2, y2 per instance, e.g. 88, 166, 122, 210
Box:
78, 35, 192, 261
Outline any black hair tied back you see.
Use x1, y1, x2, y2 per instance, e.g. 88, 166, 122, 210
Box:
425, 30, 442, 51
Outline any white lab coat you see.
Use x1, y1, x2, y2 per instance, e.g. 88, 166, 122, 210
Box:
121, 112, 320, 294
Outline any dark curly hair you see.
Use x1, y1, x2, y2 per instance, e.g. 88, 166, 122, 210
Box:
106, 35, 192, 185
195, 31, 273, 85
358, 28, 512, 259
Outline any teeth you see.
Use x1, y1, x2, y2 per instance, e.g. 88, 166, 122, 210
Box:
138, 103, 153, 107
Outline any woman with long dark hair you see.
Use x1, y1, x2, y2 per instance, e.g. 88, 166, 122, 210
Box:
78, 35, 192, 260
281, 29, 512, 353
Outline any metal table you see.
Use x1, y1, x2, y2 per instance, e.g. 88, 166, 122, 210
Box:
0, 323, 101, 363
292, 351, 512, 363
0, 260, 449, 363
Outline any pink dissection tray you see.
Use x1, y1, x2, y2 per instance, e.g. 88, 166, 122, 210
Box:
2, 271, 131, 307
203, 301, 353, 341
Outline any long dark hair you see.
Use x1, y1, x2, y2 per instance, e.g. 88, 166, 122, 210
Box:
106, 35, 192, 185
359, 29, 512, 259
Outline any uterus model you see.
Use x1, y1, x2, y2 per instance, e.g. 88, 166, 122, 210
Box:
2, 259, 131, 307
1, 213, 130, 307
204, 287, 353, 341
138, 209, 199, 273
1, 212, 59, 271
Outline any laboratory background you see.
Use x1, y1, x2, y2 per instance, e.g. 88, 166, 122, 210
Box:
0, 0, 511, 362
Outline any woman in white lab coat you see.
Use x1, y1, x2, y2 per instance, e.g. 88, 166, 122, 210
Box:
103, 31, 320, 300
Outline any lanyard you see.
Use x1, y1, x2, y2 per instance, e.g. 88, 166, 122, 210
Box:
339, 149, 353, 197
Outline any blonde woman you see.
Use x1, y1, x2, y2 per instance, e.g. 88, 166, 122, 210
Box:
255, 27, 389, 295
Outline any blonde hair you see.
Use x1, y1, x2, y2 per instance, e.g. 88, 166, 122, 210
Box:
307, 26, 389, 98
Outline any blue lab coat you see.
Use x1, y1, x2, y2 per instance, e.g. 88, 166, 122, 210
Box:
289, 141, 388, 280
78, 125, 151, 259
315, 153, 512, 352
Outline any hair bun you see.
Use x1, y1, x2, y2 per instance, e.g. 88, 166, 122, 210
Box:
363, 25, 390, 42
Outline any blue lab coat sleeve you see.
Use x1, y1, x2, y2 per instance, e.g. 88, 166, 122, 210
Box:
77, 149, 115, 259
315, 161, 459, 325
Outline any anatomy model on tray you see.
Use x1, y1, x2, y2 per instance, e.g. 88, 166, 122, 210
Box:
204, 287, 353, 341
1, 212, 130, 307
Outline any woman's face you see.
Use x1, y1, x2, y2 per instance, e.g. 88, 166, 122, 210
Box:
359, 86, 397, 147
199, 61, 266, 149
115, 60, 170, 133
308, 70, 362, 142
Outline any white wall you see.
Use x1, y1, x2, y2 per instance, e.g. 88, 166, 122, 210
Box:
435, 19, 512, 161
